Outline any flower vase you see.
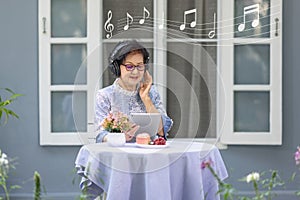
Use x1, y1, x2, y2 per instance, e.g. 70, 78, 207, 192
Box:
107, 132, 126, 147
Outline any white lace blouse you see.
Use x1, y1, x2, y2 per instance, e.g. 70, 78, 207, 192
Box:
95, 79, 173, 143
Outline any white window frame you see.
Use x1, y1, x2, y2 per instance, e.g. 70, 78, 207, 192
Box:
38, 0, 101, 145
38, 0, 282, 146
219, 0, 282, 145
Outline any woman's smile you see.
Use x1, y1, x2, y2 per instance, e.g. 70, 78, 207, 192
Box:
129, 75, 140, 80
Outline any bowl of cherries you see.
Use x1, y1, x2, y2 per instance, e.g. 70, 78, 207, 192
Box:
150, 137, 166, 145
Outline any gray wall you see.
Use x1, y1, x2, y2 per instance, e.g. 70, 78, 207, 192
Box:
0, 0, 81, 199
0, 0, 299, 199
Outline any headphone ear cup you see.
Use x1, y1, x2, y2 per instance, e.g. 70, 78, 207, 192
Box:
114, 62, 121, 77
109, 61, 120, 77
145, 56, 149, 64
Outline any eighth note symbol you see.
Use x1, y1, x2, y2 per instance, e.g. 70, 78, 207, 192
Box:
180, 8, 197, 31
124, 12, 133, 30
104, 10, 114, 39
208, 13, 216, 39
238, 4, 260, 32
139, 7, 150, 24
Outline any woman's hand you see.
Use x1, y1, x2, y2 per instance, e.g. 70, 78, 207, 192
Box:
125, 124, 140, 141
138, 71, 164, 136
139, 71, 152, 101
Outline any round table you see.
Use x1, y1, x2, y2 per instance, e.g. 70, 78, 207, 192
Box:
75, 140, 228, 200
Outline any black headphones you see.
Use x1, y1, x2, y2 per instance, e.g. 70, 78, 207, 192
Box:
108, 40, 150, 77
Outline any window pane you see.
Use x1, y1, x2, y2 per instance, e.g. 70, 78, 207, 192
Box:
51, 0, 87, 37
51, 44, 87, 85
167, 0, 217, 39
234, 0, 270, 38
234, 91, 270, 132
234, 44, 270, 84
167, 42, 217, 138
51, 91, 87, 132
103, 0, 153, 39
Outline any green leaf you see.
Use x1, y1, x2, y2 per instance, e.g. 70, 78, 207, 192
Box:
3, 108, 9, 124
4, 87, 15, 94
224, 192, 229, 200
9, 94, 20, 100
2, 100, 11, 106
289, 172, 296, 182
10, 185, 21, 190
7, 110, 19, 119
34, 171, 42, 200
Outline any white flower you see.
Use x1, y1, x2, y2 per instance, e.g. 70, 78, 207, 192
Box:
0, 152, 9, 166
1, 153, 7, 159
0, 157, 3, 165
246, 172, 260, 183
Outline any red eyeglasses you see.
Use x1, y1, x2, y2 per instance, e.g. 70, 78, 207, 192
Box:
121, 64, 145, 71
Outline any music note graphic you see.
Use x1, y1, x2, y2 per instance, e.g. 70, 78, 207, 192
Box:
158, 12, 164, 29
104, 10, 114, 39
179, 8, 197, 31
124, 12, 133, 31
208, 13, 216, 39
238, 4, 260, 32
139, 7, 150, 24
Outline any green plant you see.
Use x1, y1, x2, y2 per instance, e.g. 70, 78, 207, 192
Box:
239, 170, 285, 200
201, 160, 285, 200
0, 88, 22, 199
72, 166, 103, 200
34, 171, 41, 200
0, 150, 20, 200
293, 146, 300, 196
201, 160, 236, 200
0, 88, 22, 126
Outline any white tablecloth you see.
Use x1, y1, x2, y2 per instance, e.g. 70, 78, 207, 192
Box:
75, 140, 228, 200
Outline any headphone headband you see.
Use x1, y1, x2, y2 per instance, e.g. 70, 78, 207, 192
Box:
108, 41, 132, 65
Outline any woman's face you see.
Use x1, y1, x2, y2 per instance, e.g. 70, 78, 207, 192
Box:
119, 52, 145, 89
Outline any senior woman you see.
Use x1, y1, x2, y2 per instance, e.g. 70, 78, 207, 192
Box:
95, 40, 173, 143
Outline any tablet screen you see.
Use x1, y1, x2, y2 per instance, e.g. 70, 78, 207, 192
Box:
130, 113, 161, 137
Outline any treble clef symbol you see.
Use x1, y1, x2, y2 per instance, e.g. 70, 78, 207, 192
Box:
104, 10, 114, 39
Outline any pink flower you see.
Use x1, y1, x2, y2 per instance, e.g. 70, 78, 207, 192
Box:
201, 159, 213, 169
295, 146, 300, 165
101, 111, 133, 133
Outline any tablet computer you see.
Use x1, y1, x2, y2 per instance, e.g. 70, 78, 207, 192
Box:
130, 113, 161, 137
